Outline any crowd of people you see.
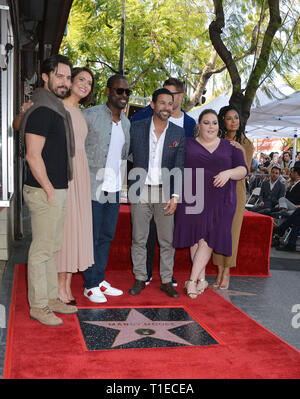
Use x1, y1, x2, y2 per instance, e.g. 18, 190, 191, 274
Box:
16, 53, 297, 328
247, 150, 300, 251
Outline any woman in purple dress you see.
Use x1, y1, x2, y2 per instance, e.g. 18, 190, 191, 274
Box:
173, 109, 248, 298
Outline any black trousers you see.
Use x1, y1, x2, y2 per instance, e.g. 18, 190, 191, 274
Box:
279, 208, 300, 246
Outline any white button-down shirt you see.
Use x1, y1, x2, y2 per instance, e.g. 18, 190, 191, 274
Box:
102, 121, 125, 192
145, 118, 169, 185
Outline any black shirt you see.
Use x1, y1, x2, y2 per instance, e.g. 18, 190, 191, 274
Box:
24, 107, 68, 189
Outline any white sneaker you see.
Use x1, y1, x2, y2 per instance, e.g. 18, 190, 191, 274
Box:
84, 287, 107, 303
99, 280, 123, 296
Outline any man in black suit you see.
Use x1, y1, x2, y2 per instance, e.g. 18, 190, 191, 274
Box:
130, 78, 195, 287
128, 88, 185, 298
252, 165, 286, 214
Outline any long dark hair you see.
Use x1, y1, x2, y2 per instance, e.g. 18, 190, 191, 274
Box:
71, 66, 95, 107
218, 105, 248, 144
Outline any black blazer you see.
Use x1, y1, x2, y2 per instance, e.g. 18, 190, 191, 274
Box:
259, 178, 286, 207
128, 118, 185, 202
286, 181, 300, 205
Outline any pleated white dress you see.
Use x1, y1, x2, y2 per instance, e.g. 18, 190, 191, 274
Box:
56, 105, 94, 272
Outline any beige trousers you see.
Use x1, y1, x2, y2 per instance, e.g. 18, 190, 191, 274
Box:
130, 185, 175, 284
23, 185, 67, 308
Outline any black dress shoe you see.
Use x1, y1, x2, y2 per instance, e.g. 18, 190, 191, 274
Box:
129, 280, 145, 295
271, 235, 280, 247
160, 282, 179, 298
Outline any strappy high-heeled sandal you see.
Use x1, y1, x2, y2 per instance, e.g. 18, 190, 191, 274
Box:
213, 267, 224, 288
219, 274, 230, 290
184, 280, 198, 299
212, 276, 222, 288
197, 278, 209, 294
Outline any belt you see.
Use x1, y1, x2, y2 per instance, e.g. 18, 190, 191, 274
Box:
146, 184, 162, 188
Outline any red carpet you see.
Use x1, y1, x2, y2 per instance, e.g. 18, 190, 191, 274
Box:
4, 264, 300, 379
108, 205, 272, 277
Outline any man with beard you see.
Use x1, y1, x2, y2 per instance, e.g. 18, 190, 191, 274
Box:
131, 78, 195, 287
21, 54, 77, 326
82, 74, 131, 303
128, 88, 185, 298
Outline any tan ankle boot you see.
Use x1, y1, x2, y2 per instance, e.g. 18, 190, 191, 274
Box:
30, 306, 63, 326
48, 298, 77, 314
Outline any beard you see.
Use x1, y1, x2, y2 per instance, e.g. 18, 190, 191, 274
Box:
110, 97, 128, 110
155, 110, 171, 121
48, 79, 70, 99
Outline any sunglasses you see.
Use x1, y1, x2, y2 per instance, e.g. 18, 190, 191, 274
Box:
113, 87, 132, 96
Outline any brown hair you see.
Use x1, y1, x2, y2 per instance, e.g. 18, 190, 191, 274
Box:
71, 67, 95, 107
271, 165, 281, 173
194, 109, 218, 137
282, 167, 290, 176
163, 77, 185, 93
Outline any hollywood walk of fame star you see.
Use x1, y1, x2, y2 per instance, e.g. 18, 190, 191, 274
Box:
83, 309, 195, 348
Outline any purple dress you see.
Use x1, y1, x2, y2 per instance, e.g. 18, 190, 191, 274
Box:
173, 138, 247, 256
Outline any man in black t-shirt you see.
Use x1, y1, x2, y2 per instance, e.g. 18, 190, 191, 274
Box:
22, 54, 77, 326
24, 107, 68, 189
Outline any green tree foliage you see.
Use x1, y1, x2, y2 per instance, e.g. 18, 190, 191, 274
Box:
61, 0, 299, 114
61, 0, 215, 103
285, 74, 300, 90
209, 0, 299, 126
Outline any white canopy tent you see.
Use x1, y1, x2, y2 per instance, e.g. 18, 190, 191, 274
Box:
187, 87, 296, 123
246, 91, 300, 138
246, 91, 300, 160
188, 92, 231, 121
188, 90, 300, 159
247, 91, 300, 128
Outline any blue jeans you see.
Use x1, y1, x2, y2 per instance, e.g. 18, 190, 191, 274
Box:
83, 192, 120, 289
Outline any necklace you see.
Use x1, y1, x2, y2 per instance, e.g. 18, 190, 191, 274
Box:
112, 116, 121, 125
